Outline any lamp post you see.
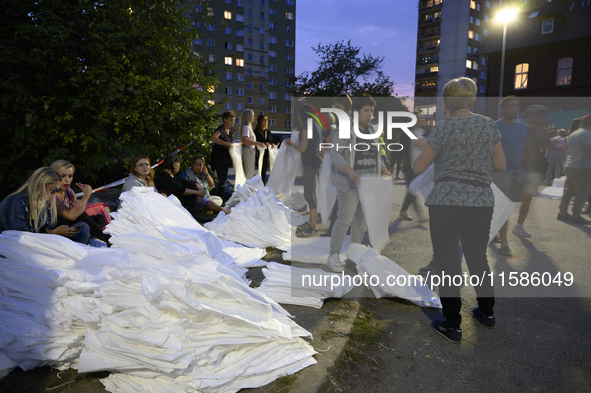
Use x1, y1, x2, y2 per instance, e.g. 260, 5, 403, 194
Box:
496, 8, 518, 119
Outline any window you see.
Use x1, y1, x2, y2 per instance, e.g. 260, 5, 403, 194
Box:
236, 30, 244, 37
285, 80, 293, 88
226, 0, 232, 4
473, 62, 478, 70
269, 22, 277, 30
208, 54, 216, 62
225, 72, 232, 80
270, 8, 277, 15
285, 67, 294, 74
286, 54, 294, 61
225, 56, 233, 65
237, 103, 245, 110
248, 82, 253, 90
193, 38, 202, 45
485, 0, 490, 7
207, 38, 215, 47
260, 41, 265, 49
236, 74, 244, 81
479, 85, 485, 93
269, 50, 277, 58
248, 24, 253, 32
476, 18, 481, 26
269, 119, 276, 126
225, 102, 232, 110
260, 84, 265, 91
207, 7, 214, 16
286, 11, 294, 19
268, 92, 276, 99
269, 64, 277, 72
286, 25, 292, 33
247, 54, 253, 61
260, 69, 265, 76
468, 30, 474, 39
481, 57, 486, 65
260, 27, 265, 34
514, 63, 529, 89
236, 58, 244, 67
467, 46, 472, 54
470, 0, 476, 9
481, 71, 486, 79
260, 55, 265, 63
285, 93, 291, 101
557, 57, 573, 85
236, 44, 244, 52
225, 87, 232, 95
225, 27, 232, 35
207, 24, 214, 31
237, 0, 244, 5
484, 15, 489, 22
285, 39, 294, 47
285, 106, 291, 114
260, 0, 264, 4
236, 14, 244, 22
260, 98, 265, 105
248, 97, 253, 104
248, 68, 253, 75
542, 18, 554, 34
470, 16, 474, 24
248, 9, 253, 17
285, 120, 291, 127
235, 118, 241, 124
477, 4, 481, 11
237, 88, 244, 96
466, 60, 472, 69
194, 21, 201, 29
478, 98, 485, 107
269, 36, 277, 44
248, 39, 253, 47
269, 78, 276, 85
484, 29, 489, 37
269, 105, 277, 113
207, 99, 215, 106
474, 33, 481, 41
225, 42, 232, 50
260, 12, 265, 20
287, 0, 294, 5
224, 11, 232, 19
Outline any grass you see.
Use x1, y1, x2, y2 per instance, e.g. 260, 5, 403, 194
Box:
351, 308, 379, 343
273, 374, 296, 393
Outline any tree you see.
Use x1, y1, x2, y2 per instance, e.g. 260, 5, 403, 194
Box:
0, 0, 220, 198
293, 40, 398, 98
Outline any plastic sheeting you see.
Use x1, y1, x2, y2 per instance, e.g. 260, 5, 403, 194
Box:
408, 165, 515, 245
256, 146, 279, 178
346, 244, 442, 309
229, 143, 246, 187
267, 132, 302, 197
255, 262, 354, 309
283, 236, 351, 265
358, 175, 394, 253
316, 153, 337, 223
0, 227, 318, 393
539, 176, 565, 199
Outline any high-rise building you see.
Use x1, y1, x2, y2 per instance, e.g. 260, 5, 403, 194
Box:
194, 0, 295, 130
414, 0, 503, 124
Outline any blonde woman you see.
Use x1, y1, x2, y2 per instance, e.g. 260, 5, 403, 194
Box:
241, 109, 265, 179
50, 160, 110, 245
0, 167, 89, 243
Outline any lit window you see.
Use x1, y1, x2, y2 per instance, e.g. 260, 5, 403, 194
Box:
269, 50, 277, 58
286, 12, 294, 19
542, 18, 554, 34
268, 92, 276, 99
468, 30, 474, 39
209, 54, 216, 62
207, 86, 215, 93
236, 58, 244, 67
248, 97, 253, 104
466, 60, 472, 69
207, 7, 214, 16
224, 11, 232, 19
225, 87, 232, 95
225, 56, 233, 65
237, 88, 244, 96
470, 0, 476, 9
207, 99, 215, 105
557, 57, 573, 85
260, 98, 265, 105
514, 63, 529, 89
237, 74, 244, 81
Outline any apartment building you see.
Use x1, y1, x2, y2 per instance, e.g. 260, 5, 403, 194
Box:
194, 0, 295, 130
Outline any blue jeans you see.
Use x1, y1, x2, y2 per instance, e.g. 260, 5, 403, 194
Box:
70, 223, 90, 245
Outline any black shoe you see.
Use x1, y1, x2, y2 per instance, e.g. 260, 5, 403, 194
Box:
320, 230, 332, 237
472, 308, 496, 329
557, 213, 571, 221
569, 216, 590, 225
302, 225, 318, 237
431, 320, 462, 344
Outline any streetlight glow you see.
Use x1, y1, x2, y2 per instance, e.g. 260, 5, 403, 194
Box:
496, 8, 518, 24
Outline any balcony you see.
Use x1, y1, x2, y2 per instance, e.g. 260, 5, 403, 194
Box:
416, 85, 437, 93
419, 1, 442, 13
418, 44, 439, 53
418, 56, 439, 65
416, 71, 438, 80
419, 16, 440, 26
418, 29, 440, 39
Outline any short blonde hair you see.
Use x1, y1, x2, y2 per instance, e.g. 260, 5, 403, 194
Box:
442, 77, 476, 113
50, 159, 74, 173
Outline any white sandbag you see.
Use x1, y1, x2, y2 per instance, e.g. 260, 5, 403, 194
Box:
256, 262, 354, 309
226, 175, 264, 208
267, 132, 302, 197
346, 244, 441, 309
256, 146, 278, 178
229, 143, 246, 187
358, 175, 394, 253
283, 236, 350, 265
269, 146, 278, 171
408, 163, 435, 200
316, 153, 337, 223
538, 176, 566, 200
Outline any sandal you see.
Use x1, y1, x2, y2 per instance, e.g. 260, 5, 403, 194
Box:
399, 212, 413, 221
498, 246, 512, 257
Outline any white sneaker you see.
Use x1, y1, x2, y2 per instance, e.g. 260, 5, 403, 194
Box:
512, 224, 531, 238
327, 253, 346, 272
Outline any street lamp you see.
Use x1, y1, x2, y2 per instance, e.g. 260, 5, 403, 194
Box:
496, 8, 518, 119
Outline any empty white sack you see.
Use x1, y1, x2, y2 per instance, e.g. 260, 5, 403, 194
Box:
358, 175, 394, 253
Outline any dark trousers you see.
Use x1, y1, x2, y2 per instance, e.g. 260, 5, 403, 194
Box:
400, 168, 417, 213
429, 205, 495, 328
211, 156, 230, 200
58, 211, 109, 243
260, 150, 270, 185
558, 167, 591, 216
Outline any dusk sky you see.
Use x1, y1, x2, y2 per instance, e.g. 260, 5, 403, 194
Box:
295, 0, 419, 102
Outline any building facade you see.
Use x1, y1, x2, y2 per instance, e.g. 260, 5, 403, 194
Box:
194, 0, 295, 130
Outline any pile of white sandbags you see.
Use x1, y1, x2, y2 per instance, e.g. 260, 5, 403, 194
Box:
255, 262, 354, 309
